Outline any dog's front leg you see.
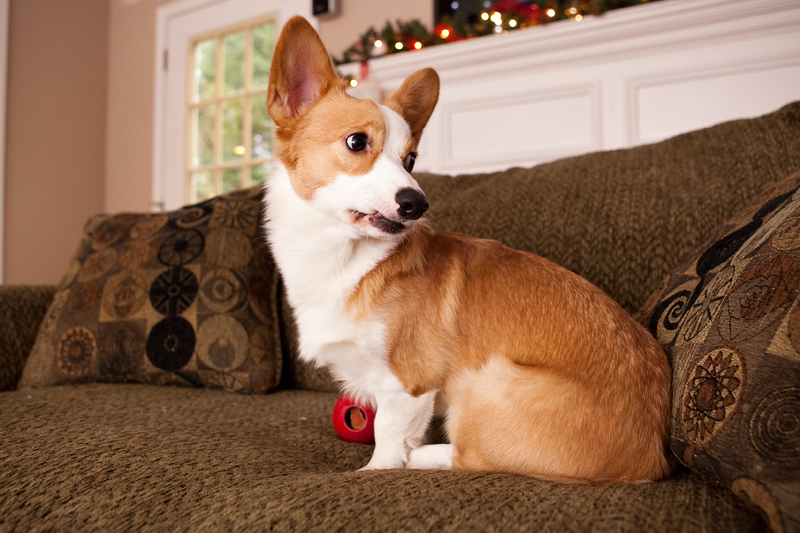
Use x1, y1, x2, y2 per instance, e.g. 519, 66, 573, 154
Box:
360, 387, 436, 470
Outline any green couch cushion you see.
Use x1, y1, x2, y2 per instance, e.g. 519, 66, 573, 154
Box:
0, 286, 58, 391
641, 170, 800, 532
18, 186, 282, 394
0, 384, 765, 531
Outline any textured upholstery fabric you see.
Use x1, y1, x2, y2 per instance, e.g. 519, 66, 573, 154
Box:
5, 103, 800, 532
0, 384, 765, 532
18, 186, 282, 394
641, 171, 800, 532
0, 285, 57, 391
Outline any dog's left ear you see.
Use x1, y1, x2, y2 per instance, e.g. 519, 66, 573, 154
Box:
267, 16, 340, 128
384, 68, 440, 145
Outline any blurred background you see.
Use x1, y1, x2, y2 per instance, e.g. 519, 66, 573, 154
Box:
1, 0, 798, 285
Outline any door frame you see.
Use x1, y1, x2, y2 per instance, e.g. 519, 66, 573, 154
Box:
152, 0, 315, 211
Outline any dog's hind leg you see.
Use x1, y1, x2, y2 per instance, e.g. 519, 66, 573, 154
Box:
407, 444, 453, 470
445, 355, 668, 482
445, 356, 600, 481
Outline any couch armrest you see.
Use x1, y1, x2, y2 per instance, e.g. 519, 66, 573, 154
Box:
0, 285, 57, 391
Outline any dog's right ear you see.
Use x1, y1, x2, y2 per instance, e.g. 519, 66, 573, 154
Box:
384, 68, 440, 147
267, 17, 340, 128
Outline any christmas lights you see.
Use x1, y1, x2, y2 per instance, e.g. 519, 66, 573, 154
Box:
334, 0, 661, 65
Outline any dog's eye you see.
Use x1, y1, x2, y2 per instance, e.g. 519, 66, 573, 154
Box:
346, 133, 368, 152
403, 152, 416, 172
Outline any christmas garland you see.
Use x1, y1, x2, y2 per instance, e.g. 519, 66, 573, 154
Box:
334, 0, 660, 65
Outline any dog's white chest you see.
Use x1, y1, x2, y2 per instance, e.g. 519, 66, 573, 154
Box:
264, 167, 396, 371
290, 290, 359, 360
284, 265, 393, 398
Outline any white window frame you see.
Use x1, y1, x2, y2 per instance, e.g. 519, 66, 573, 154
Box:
186, 15, 277, 202
153, 0, 315, 212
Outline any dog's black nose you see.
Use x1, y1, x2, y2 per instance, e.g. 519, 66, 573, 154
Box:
396, 188, 429, 220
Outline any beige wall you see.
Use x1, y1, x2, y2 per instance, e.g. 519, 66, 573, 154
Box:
3, 0, 432, 284
104, 0, 433, 215
4, 0, 109, 284
105, 0, 174, 215
319, 0, 433, 60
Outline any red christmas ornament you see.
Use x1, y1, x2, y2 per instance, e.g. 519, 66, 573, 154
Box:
332, 394, 376, 444
491, 0, 542, 22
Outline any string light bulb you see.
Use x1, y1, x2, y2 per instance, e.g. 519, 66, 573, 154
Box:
349, 79, 358, 87
481, 12, 489, 20
440, 28, 450, 38
546, 8, 555, 17
509, 19, 517, 27
395, 42, 404, 50
414, 41, 422, 49
374, 39, 383, 48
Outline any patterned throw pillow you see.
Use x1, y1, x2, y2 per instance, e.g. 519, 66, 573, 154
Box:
19, 185, 281, 394
641, 171, 800, 533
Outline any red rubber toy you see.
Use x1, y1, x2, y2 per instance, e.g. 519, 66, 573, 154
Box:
332, 394, 376, 444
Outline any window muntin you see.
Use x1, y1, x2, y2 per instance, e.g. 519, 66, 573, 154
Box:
187, 17, 276, 203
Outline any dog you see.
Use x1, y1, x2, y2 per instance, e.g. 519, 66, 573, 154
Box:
263, 16, 672, 483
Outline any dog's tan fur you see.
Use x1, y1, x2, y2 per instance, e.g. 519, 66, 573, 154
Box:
266, 16, 673, 483
348, 223, 673, 482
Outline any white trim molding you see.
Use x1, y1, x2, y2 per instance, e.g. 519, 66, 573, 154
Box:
439, 81, 602, 172
153, 0, 314, 211
340, 0, 800, 176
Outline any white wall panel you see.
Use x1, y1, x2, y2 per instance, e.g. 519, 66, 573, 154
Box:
443, 84, 600, 171
633, 59, 800, 145
340, 0, 800, 176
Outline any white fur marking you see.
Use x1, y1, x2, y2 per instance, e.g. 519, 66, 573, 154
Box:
264, 98, 438, 470
407, 444, 454, 470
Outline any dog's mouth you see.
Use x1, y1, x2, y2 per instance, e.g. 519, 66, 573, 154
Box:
350, 210, 406, 235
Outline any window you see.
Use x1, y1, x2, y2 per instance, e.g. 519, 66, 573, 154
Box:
187, 17, 276, 203
155, 1, 314, 211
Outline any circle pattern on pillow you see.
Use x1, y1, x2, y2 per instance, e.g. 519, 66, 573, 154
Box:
146, 317, 196, 372
642, 172, 800, 532
56, 326, 98, 380
149, 266, 199, 317
749, 387, 800, 467
680, 346, 744, 448
22, 185, 281, 394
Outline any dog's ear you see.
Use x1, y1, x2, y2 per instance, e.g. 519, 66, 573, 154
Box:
384, 68, 440, 145
267, 17, 340, 127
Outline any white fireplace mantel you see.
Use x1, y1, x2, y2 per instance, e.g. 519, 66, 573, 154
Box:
340, 0, 800, 175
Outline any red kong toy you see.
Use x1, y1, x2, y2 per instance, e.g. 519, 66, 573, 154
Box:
332, 394, 376, 444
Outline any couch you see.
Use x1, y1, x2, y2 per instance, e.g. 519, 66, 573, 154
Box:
3, 102, 800, 532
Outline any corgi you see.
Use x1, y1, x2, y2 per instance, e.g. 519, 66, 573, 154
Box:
263, 16, 673, 483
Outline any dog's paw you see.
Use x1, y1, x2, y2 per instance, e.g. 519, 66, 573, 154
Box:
359, 453, 407, 471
